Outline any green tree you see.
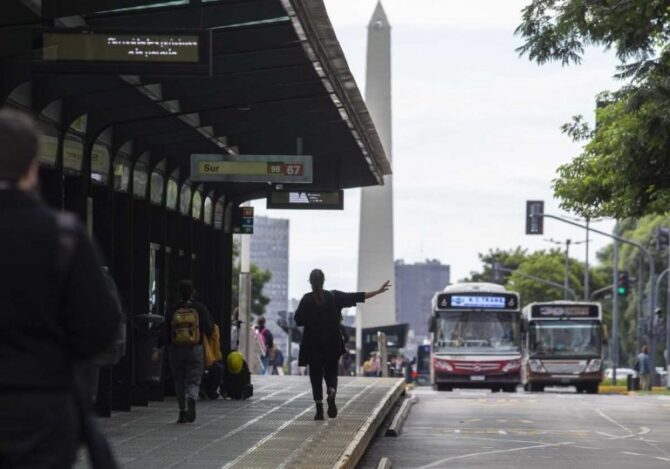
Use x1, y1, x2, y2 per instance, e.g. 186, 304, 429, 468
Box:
596, 216, 670, 365
461, 247, 530, 284
464, 246, 609, 306
231, 240, 273, 317
517, 0, 670, 218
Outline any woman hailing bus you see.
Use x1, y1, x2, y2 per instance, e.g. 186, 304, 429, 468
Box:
295, 269, 391, 420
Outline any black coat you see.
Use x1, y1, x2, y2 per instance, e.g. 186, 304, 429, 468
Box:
0, 190, 122, 392
294, 290, 365, 366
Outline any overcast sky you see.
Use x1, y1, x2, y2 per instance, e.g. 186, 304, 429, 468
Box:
252, 0, 619, 301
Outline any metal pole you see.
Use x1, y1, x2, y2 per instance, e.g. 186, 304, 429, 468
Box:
564, 239, 571, 301
584, 217, 590, 301
287, 312, 293, 375
638, 257, 644, 353
612, 225, 619, 385
239, 202, 252, 368
495, 265, 578, 300
667, 246, 670, 388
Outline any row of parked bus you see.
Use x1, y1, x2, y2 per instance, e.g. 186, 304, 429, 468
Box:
428, 282, 604, 394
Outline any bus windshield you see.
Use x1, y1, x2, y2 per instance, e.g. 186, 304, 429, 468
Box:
434, 311, 519, 354
529, 320, 601, 357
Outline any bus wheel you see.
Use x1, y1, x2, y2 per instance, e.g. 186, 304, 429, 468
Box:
503, 385, 517, 393
529, 383, 544, 392
523, 383, 530, 392
436, 384, 452, 392
586, 383, 599, 394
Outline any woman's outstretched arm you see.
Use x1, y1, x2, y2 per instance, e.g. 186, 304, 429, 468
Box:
364, 280, 392, 300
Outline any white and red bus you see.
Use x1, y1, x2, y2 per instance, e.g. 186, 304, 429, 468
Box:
429, 283, 522, 392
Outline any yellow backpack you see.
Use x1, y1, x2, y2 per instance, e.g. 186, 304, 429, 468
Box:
171, 304, 200, 346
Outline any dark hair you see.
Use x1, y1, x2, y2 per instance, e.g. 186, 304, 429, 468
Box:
178, 279, 195, 302
257, 317, 266, 327
0, 109, 39, 181
642, 345, 649, 354
309, 269, 325, 304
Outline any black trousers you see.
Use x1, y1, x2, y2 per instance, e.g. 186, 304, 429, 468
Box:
0, 392, 80, 469
308, 356, 339, 402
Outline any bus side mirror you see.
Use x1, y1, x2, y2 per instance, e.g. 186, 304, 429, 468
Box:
520, 320, 527, 334
428, 318, 436, 333
602, 324, 609, 346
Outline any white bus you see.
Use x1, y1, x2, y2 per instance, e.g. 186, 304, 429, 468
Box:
522, 301, 604, 394
429, 283, 522, 392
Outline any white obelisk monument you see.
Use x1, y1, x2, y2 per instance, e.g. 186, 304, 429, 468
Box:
356, 1, 395, 369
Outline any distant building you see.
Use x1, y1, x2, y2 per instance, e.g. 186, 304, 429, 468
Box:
395, 259, 451, 344
250, 216, 289, 351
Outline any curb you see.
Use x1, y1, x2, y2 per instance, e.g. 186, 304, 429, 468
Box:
386, 394, 418, 437
376, 456, 392, 469
334, 379, 405, 469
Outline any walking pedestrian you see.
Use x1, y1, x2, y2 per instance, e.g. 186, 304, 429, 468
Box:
256, 317, 274, 375
0, 108, 122, 468
158, 280, 213, 423
295, 269, 390, 420
635, 345, 652, 391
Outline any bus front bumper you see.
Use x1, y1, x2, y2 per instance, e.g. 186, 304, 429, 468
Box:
435, 372, 521, 386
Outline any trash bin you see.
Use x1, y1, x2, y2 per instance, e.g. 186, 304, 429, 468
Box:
626, 373, 640, 391
133, 314, 165, 385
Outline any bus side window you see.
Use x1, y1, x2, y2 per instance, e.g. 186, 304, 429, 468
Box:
429, 317, 436, 333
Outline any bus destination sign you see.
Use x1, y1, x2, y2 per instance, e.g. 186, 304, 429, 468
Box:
531, 304, 599, 319
267, 190, 344, 210
436, 293, 518, 310
191, 154, 313, 184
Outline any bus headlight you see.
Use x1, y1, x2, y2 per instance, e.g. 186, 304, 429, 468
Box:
585, 359, 602, 373
502, 359, 521, 372
433, 358, 453, 372
529, 359, 547, 373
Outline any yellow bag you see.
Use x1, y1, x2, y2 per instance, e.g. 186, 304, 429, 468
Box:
203, 324, 223, 367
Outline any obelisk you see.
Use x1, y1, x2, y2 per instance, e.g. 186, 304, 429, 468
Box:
356, 1, 395, 368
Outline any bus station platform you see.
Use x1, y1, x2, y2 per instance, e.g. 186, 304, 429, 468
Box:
77, 375, 404, 469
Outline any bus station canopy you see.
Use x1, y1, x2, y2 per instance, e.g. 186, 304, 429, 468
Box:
1, 0, 391, 199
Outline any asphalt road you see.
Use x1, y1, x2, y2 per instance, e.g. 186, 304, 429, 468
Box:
360, 387, 670, 468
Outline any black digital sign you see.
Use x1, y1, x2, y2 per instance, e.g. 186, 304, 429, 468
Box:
266, 190, 344, 210
435, 293, 519, 311
531, 304, 600, 319
33, 28, 212, 75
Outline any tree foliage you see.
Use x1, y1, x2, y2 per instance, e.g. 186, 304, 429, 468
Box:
464, 247, 609, 306
596, 215, 670, 365
517, 0, 670, 218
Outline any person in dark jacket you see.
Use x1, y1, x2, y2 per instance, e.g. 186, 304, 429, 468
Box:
158, 279, 213, 423
0, 108, 122, 467
295, 269, 390, 420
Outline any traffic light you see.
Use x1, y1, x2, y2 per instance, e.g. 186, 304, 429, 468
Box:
617, 271, 629, 297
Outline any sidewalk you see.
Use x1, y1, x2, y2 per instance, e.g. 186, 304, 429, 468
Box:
77, 375, 404, 469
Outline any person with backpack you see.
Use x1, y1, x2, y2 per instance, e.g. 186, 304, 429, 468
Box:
256, 317, 274, 375
0, 109, 122, 468
159, 280, 213, 423
294, 269, 390, 420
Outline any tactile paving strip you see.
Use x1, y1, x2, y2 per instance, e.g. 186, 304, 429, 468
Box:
75, 376, 403, 469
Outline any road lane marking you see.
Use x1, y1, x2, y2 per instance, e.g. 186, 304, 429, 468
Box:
412, 441, 575, 469
594, 408, 632, 434
621, 451, 643, 456
656, 457, 670, 462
